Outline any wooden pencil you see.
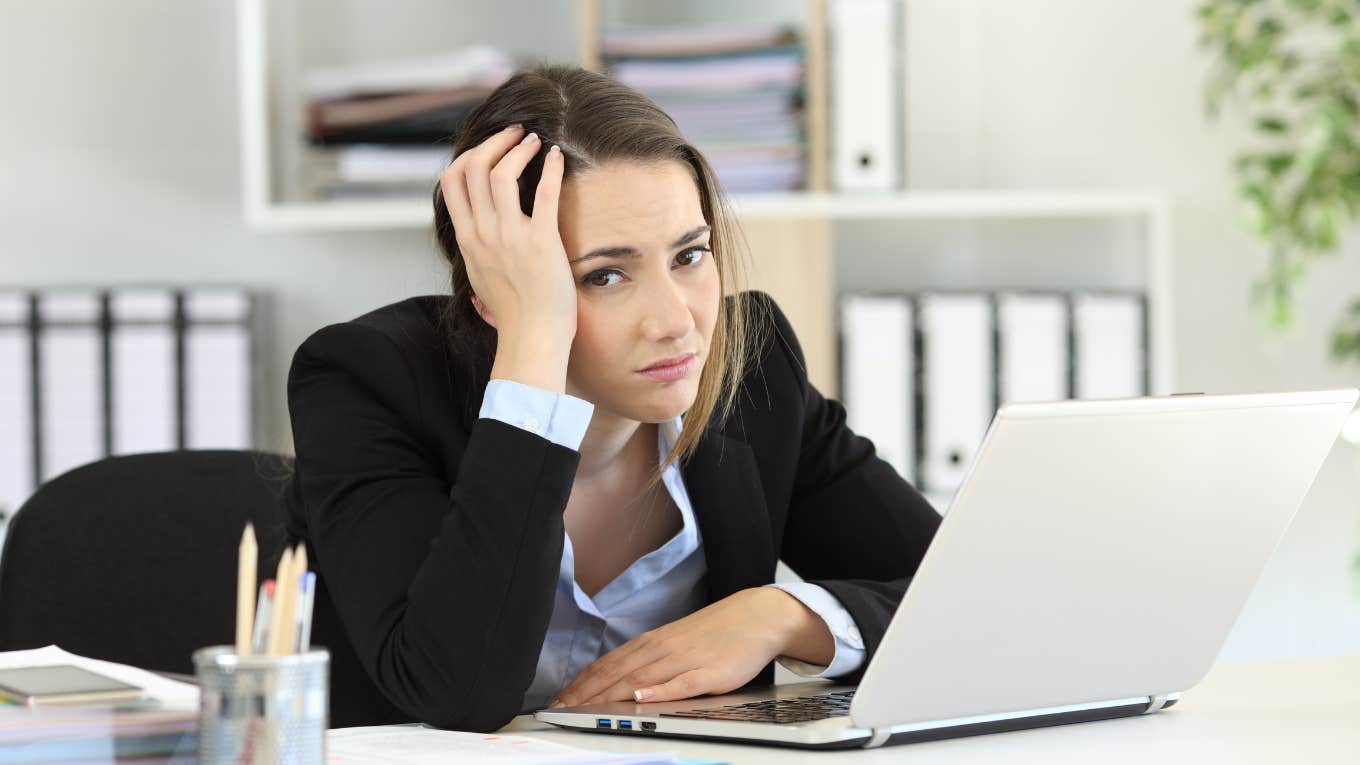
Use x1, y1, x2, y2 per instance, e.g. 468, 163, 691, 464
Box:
236, 523, 257, 657
267, 547, 293, 656
275, 544, 304, 655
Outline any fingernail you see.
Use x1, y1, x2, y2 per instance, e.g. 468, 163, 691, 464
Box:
549, 145, 561, 157
520, 131, 538, 145
504, 123, 523, 132
548, 700, 565, 709
633, 688, 653, 702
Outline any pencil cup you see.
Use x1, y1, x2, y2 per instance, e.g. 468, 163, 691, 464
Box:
193, 646, 329, 765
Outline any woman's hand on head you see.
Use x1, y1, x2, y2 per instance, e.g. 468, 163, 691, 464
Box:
440, 125, 577, 392
547, 587, 836, 708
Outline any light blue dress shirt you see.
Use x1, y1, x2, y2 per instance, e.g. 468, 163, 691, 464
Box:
477, 378, 866, 713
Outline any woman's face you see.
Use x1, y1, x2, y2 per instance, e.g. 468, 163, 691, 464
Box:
558, 159, 721, 425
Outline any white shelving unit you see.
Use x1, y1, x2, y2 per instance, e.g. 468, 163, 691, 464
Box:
234, 0, 1174, 397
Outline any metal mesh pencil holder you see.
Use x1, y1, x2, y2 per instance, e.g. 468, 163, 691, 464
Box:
193, 646, 329, 765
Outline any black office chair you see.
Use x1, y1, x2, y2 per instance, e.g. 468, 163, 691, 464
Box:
0, 450, 291, 675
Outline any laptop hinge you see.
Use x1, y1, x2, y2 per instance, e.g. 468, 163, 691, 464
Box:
1142, 694, 1170, 714
862, 728, 893, 748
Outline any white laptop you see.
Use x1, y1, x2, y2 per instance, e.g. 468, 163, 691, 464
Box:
536, 388, 1359, 749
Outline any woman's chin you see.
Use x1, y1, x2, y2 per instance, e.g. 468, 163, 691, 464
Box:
629, 384, 698, 423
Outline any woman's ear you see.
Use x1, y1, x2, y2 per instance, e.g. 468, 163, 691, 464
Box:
470, 294, 497, 330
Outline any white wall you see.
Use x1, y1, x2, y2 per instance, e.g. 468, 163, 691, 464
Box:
2, 0, 1357, 663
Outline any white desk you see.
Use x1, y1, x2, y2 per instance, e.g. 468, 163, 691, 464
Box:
500, 654, 1360, 763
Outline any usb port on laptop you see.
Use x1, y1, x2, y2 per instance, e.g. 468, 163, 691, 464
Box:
618, 720, 633, 730
596, 719, 612, 729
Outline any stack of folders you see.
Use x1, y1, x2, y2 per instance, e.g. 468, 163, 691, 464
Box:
301, 45, 516, 200
0, 645, 199, 764
0, 287, 259, 552
839, 291, 1148, 509
602, 22, 807, 192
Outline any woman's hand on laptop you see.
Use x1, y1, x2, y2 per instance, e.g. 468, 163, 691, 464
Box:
547, 587, 835, 708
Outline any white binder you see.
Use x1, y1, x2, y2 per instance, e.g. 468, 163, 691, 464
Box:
839, 293, 913, 481
1073, 293, 1145, 399
110, 288, 177, 456
184, 289, 253, 450
829, 0, 901, 190
997, 292, 1069, 405
919, 294, 994, 497
0, 293, 33, 524
37, 291, 104, 483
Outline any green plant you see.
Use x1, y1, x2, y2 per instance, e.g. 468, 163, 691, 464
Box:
1198, 0, 1360, 363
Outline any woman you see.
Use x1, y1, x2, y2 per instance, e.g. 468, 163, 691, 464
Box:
281, 65, 940, 732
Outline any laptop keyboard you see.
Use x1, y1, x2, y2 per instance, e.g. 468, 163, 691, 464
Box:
660, 690, 855, 724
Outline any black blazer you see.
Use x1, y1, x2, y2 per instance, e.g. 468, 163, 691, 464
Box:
281, 290, 941, 732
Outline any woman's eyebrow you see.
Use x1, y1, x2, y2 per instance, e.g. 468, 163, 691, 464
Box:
570, 224, 711, 265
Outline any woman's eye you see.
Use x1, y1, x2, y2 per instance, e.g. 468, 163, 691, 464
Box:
676, 246, 711, 268
581, 246, 709, 289
583, 270, 622, 288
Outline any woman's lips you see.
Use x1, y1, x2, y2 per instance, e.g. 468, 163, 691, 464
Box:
636, 353, 697, 382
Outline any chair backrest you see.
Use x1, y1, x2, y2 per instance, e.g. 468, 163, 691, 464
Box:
0, 450, 291, 674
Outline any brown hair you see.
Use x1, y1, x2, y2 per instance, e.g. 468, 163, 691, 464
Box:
431, 64, 768, 495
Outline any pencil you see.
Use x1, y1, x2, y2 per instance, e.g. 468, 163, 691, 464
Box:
298, 572, 316, 651
251, 580, 274, 655
273, 544, 304, 655
292, 546, 309, 652
276, 544, 305, 654
267, 548, 293, 656
236, 523, 257, 657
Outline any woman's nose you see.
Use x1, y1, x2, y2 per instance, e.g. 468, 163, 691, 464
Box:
641, 280, 696, 342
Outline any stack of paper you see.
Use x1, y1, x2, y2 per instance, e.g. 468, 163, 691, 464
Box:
602, 23, 807, 192
0, 646, 198, 764
301, 45, 517, 200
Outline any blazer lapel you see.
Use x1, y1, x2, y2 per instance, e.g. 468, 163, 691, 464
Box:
681, 427, 776, 603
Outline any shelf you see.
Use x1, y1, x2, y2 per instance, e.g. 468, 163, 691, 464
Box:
244, 189, 1170, 231
235, 0, 1175, 402
237, 0, 836, 230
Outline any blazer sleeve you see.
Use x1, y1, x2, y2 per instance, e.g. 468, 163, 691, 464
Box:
287, 322, 577, 731
761, 293, 943, 686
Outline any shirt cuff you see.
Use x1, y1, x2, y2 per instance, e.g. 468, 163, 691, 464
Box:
765, 583, 866, 679
478, 378, 595, 452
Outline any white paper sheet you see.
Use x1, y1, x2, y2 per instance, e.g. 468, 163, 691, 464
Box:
327, 725, 675, 765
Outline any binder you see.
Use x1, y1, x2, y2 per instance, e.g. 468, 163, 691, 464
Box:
1073, 292, 1146, 399
0, 293, 33, 529
918, 293, 994, 497
997, 292, 1069, 405
109, 289, 177, 456
36, 291, 105, 483
184, 289, 254, 450
839, 293, 913, 481
829, 0, 901, 190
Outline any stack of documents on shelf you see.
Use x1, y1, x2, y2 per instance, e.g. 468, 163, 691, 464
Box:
603, 22, 806, 192
328, 726, 699, 765
0, 645, 198, 764
302, 45, 516, 200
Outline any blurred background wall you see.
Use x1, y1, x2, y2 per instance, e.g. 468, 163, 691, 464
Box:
2, 0, 1357, 663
